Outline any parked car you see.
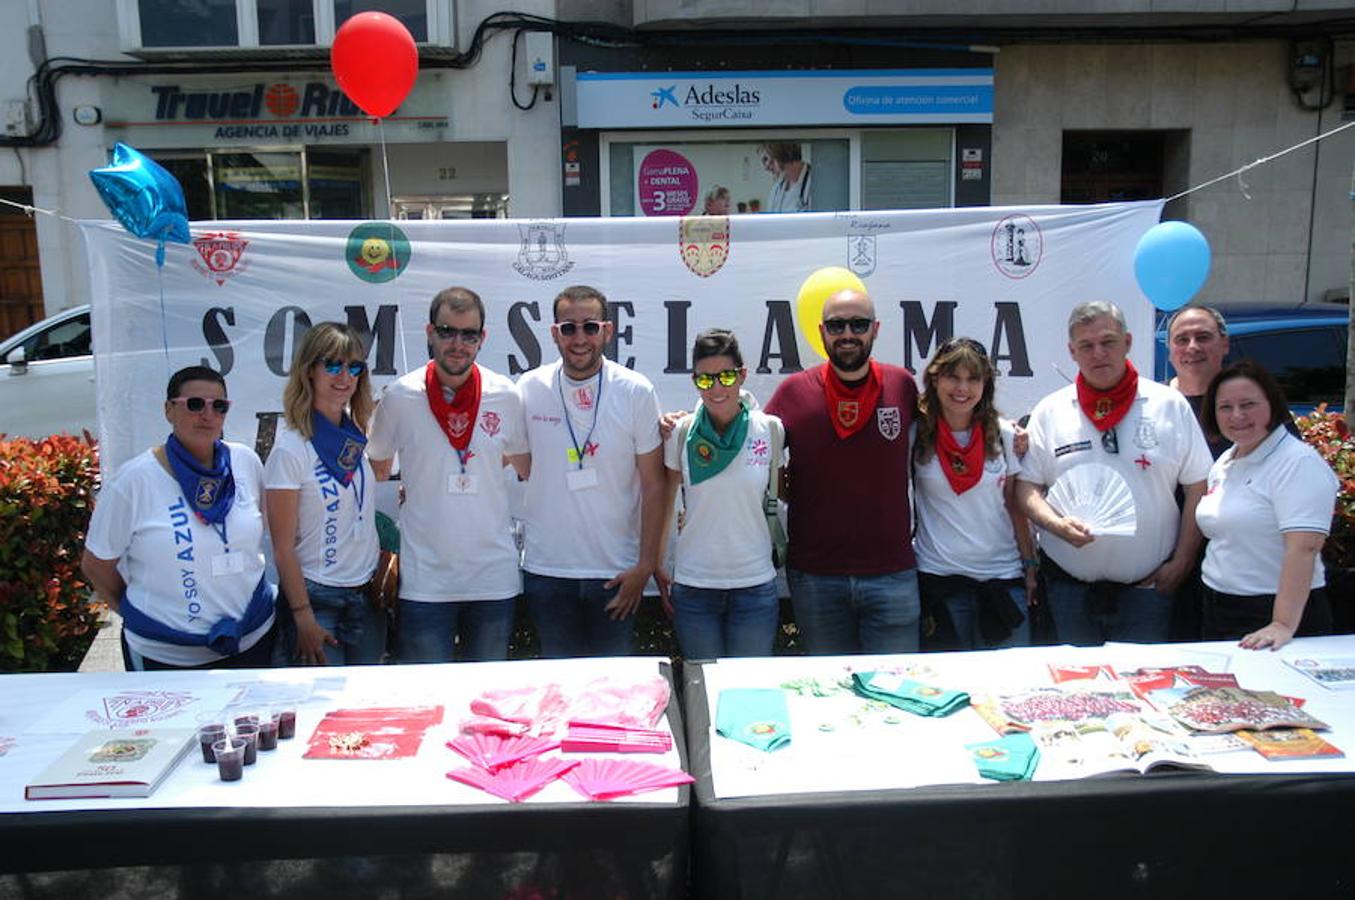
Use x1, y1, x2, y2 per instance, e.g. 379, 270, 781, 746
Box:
0, 305, 96, 438
1155, 303, 1349, 414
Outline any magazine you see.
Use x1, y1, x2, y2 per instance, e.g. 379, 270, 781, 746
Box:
1153, 687, 1329, 734
1029, 713, 1216, 780
972, 686, 1147, 736
1235, 729, 1344, 761
1283, 657, 1355, 692
25, 728, 195, 800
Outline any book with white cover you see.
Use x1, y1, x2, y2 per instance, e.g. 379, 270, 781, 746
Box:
25, 728, 196, 800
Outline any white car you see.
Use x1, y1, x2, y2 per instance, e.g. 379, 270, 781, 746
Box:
0, 305, 96, 438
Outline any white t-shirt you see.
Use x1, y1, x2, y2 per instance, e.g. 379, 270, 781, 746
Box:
367, 364, 528, 602
263, 423, 378, 588
1198, 425, 1337, 596
85, 443, 275, 667
518, 359, 663, 578
1018, 379, 1212, 584
664, 409, 780, 589
914, 419, 1023, 580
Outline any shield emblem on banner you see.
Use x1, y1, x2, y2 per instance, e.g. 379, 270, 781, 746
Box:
513, 224, 575, 280
679, 216, 730, 278
190, 232, 249, 285
877, 406, 901, 441
848, 233, 876, 277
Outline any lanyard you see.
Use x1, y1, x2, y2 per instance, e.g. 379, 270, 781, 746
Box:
205, 517, 229, 550
350, 462, 367, 515
557, 365, 604, 471
454, 447, 472, 476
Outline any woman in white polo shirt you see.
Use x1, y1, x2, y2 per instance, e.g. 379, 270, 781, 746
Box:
1197, 360, 1338, 650
661, 329, 784, 658
912, 338, 1037, 649
81, 366, 276, 670
265, 322, 382, 665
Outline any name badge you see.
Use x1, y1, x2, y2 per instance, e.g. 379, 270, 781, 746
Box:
448, 473, 479, 495
566, 467, 599, 491
211, 551, 246, 577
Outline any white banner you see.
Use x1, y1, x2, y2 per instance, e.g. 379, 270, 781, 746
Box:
82, 201, 1164, 475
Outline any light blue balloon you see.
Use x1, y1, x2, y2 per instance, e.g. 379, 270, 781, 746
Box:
1133, 221, 1211, 312
89, 143, 190, 266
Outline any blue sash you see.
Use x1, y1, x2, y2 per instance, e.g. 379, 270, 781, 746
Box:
119, 576, 274, 657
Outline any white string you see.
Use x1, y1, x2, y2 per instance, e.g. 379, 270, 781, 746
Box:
0, 195, 78, 223
1166, 118, 1355, 202
378, 118, 393, 217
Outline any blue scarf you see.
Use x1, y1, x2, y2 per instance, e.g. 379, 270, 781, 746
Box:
311, 411, 367, 485
165, 434, 235, 525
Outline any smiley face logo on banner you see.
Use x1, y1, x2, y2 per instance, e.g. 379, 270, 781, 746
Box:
795, 266, 868, 360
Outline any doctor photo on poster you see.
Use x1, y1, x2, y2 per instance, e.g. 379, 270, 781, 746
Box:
759, 143, 813, 213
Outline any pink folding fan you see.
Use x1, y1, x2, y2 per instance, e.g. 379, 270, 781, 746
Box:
562, 759, 693, 801
447, 732, 562, 771
446, 756, 579, 802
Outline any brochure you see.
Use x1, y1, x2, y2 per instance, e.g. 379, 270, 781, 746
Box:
25, 728, 195, 800
1029, 713, 1215, 780
1284, 657, 1355, 692
1154, 687, 1329, 734
972, 686, 1146, 735
1235, 728, 1344, 761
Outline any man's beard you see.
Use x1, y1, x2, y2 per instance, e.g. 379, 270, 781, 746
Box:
436, 351, 474, 379
827, 336, 873, 373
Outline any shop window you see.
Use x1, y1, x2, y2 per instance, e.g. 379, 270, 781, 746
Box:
861, 130, 953, 209
149, 148, 368, 219
137, 0, 239, 48
258, 0, 316, 45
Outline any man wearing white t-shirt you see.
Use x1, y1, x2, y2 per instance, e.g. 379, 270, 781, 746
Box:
516, 284, 665, 657
367, 287, 528, 662
1016, 301, 1211, 645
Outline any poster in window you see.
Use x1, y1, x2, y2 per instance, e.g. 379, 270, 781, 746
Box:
632, 141, 814, 217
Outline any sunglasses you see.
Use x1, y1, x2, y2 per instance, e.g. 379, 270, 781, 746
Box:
692, 369, 740, 390
432, 324, 482, 344
320, 358, 367, 377
170, 396, 231, 415
937, 337, 989, 357
823, 317, 874, 336
556, 320, 603, 337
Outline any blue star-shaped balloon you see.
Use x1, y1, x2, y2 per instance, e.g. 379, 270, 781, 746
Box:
89, 143, 191, 267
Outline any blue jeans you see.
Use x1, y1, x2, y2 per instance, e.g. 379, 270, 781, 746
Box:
524, 573, 633, 658
786, 568, 920, 655
306, 580, 387, 665
925, 580, 1030, 650
396, 598, 515, 663
671, 579, 779, 660
1043, 566, 1172, 646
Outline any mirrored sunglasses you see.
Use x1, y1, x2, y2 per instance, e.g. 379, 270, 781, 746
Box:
692, 369, 740, 390
823, 317, 874, 336
432, 324, 482, 344
170, 396, 231, 415
556, 320, 603, 337
320, 358, 367, 377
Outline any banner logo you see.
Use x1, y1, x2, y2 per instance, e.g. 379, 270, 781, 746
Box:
650, 86, 679, 110
346, 223, 411, 283
848, 233, 876, 277
679, 216, 730, 277
87, 690, 198, 727
513, 224, 574, 280
190, 231, 249, 285
991, 214, 1043, 279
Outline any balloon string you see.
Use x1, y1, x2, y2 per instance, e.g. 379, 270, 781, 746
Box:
1166, 118, 1355, 202
0, 196, 79, 224
158, 263, 171, 373
378, 118, 393, 218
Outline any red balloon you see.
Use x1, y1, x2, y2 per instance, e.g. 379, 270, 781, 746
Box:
330, 12, 418, 118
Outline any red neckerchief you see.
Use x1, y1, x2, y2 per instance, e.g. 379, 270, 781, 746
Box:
1075, 359, 1138, 432
936, 419, 984, 495
822, 361, 882, 440
424, 361, 481, 452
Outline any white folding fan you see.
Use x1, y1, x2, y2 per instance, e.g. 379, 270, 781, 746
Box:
1045, 463, 1137, 536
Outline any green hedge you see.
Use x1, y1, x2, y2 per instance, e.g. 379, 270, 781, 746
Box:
0, 434, 103, 672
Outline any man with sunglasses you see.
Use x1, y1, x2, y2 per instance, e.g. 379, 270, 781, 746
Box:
764, 287, 922, 655
515, 284, 665, 657
367, 287, 528, 663
1015, 301, 1211, 646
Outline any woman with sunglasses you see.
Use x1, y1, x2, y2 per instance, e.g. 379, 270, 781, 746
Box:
264, 323, 382, 665
81, 366, 277, 670
912, 338, 1037, 649
659, 329, 784, 658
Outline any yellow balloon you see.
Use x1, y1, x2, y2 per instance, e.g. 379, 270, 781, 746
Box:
795, 267, 868, 360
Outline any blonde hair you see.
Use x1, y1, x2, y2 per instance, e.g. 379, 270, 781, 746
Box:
914, 337, 1002, 464
282, 322, 374, 438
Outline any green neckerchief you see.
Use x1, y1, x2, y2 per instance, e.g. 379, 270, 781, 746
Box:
686, 402, 750, 486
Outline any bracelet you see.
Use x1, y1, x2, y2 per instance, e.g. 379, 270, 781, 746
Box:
1021, 558, 1040, 570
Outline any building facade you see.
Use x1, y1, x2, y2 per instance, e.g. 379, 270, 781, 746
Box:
1, 0, 1351, 333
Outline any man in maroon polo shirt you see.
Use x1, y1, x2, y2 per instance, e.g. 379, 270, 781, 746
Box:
765, 288, 920, 654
